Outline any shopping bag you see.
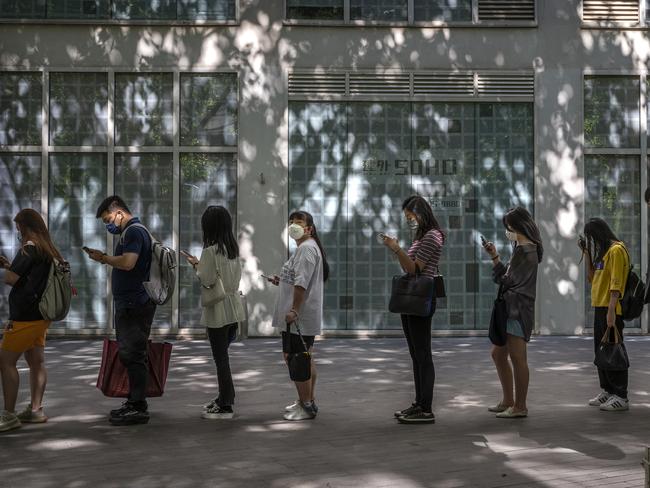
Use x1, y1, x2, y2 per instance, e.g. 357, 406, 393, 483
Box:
96, 338, 173, 398
594, 327, 630, 372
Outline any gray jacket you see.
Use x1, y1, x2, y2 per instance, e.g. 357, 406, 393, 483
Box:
493, 244, 539, 342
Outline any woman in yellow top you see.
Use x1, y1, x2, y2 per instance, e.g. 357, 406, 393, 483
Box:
579, 218, 630, 412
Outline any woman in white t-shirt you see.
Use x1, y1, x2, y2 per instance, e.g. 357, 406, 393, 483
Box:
267, 210, 329, 421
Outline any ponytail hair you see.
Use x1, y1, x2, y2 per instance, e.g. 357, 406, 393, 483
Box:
14, 208, 64, 263
289, 210, 330, 282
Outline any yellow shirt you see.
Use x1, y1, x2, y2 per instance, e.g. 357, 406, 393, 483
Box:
590, 242, 629, 314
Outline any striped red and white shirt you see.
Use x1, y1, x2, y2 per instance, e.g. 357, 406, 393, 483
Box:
407, 229, 444, 278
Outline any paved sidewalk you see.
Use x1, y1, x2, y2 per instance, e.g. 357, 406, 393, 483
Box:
1, 336, 650, 488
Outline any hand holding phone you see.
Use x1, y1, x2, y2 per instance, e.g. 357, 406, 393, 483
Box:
480, 235, 487, 247
262, 273, 280, 286
0, 255, 10, 269
375, 232, 387, 244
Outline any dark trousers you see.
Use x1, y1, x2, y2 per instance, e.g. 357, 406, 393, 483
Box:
401, 313, 435, 412
115, 301, 156, 408
594, 307, 628, 399
207, 323, 237, 407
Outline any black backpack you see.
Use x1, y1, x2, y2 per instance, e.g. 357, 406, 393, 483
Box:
620, 247, 645, 322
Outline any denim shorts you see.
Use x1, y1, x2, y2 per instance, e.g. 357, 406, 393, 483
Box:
506, 319, 525, 338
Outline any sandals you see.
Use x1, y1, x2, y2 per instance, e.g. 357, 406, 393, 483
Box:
487, 403, 511, 413
495, 407, 528, 418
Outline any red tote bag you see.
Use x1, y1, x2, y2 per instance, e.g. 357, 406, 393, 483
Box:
96, 338, 173, 398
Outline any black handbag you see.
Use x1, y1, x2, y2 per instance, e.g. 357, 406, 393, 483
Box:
594, 327, 630, 371
489, 285, 508, 346
433, 267, 446, 298
285, 323, 312, 382
388, 271, 436, 317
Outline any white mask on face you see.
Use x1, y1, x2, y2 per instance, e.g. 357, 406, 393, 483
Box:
288, 223, 305, 241
408, 219, 419, 231
505, 230, 517, 242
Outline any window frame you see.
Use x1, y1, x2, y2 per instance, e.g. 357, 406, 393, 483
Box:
0, 66, 239, 336
580, 0, 645, 29
0, 0, 239, 24
283, 0, 537, 27
582, 70, 648, 332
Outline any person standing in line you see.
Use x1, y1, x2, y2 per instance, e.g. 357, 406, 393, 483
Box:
482, 207, 542, 419
268, 210, 328, 421
580, 218, 630, 412
85, 196, 156, 426
381, 195, 445, 424
0, 209, 64, 432
183, 206, 245, 420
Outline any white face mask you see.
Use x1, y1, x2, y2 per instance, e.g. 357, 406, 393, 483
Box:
288, 223, 305, 241
505, 230, 517, 242
408, 219, 419, 231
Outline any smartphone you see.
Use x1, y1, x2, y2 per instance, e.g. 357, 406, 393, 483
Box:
261, 273, 273, 280
180, 250, 192, 258
479, 235, 487, 247
376, 232, 387, 244
81, 246, 91, 253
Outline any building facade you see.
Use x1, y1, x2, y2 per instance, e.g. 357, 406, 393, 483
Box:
0, 0, 648, 336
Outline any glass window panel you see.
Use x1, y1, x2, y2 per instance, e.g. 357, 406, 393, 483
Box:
286, 0, 344, 20
350, 0, 407, 21
177, 0, 235, 20
46, 0, 109, 18
113, 0, 176, 19
0, 0, 45, 18
0, 153, 41, 319
50, 72, 108, 146
414, 0, 471, 21
0, 72, 42, 146
179, 153, 237, 327
49, 153, 107, 329
584, 155, 641, 329
289, 102, 348, 330
180, 73, 237, 146
584, 76, 640, 149
114, 153, 174, 328
115, 73, 173, 146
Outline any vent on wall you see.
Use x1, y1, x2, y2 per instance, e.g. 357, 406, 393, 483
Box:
288, 72, 346, 96
348, 73, 410, 96
582, 0, 639, 23
476, 73, 534, 98
413, 73, 474, 97
478, 0, 535, 21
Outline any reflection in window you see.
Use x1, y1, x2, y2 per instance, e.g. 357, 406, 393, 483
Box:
180, 73, 237, 146
49, 72, 108, 146
115, 73, 173, 146
49, 153, 107, 329
584, 155, 641, 328
350, 0, 407, 21
286, 0, 344, 20
0, 0, 45, 18
0, 153, 41, 319
47, 0, 110, 18
414, 0, 471, 21
584, 76, 640, 148
113, 0, 175, 19
0, 72, 42, 146
177, 0, 235, 20
114, 153, 174, 327
179, 153, 237, 327
289, 103, 348, 329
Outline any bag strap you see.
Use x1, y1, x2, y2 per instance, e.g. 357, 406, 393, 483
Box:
288, 320, 309, 353
601, 326, 622, 344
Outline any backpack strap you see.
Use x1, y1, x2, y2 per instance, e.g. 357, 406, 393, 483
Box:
119, 222, 154, 250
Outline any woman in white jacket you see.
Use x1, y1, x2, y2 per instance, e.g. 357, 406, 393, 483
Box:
184, 206, 244, 419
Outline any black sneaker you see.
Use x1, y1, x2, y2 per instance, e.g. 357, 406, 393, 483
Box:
109, 405, 150, 426
394, 403, 419, 418
110, 401, 131, 418
397, 407, 435, 424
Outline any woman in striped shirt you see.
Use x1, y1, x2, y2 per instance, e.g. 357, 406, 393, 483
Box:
382, 195, 445, 424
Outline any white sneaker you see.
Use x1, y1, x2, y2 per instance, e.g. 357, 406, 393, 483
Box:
283, 404, 316, 421
285, 400, 301, 412
588, 391, 610, 407
0, 411, 21, 432
600, 395, 629, 412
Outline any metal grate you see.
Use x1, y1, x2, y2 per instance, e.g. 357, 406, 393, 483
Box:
288, 72, 346, 96
413, 73, 474, 96
348, 73, 411, 96
582, 0, 639, 23
476, 73, 534, 98
478, 0, 535, 21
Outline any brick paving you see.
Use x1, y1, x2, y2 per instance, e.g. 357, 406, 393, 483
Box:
1, 336, 650, 488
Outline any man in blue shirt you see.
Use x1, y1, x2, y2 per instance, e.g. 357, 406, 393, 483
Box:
85, 195, 156, 426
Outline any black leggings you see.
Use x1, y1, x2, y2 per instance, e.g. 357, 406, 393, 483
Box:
401, 314, 435, 412
593, 308, 628, 399
207, 323, 238, 407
